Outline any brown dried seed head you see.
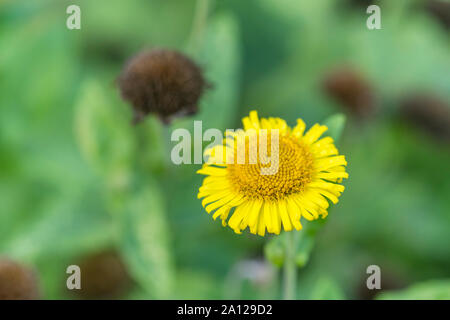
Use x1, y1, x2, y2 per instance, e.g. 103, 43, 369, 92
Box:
70, 250, 132, 300
400, 93, 450, 142
118, 49, 207, 124
426, 0, 450, 30
323, 68, 375, 118
0, 259, 40, 300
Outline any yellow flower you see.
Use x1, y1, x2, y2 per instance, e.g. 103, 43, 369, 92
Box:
197, 111, 348, 236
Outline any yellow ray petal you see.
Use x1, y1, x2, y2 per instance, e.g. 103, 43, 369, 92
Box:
201, 190, 231, 208
292, 196, 319, 220
315, 155, 347, 171
262, 202, 274, 234
303, 124, 328, 145
277, 200, 293, 231
248, 199, 263, 233
310, 188, 339, 204
212, 205, 231, 220
257, 211, 266, 236
197, 166, 228, 176
205, 193, 239, 213
316, 171, 349, 181
292, 119, 306, 138
228, 202, 250, 234
267, 202, 281, 235
249, 111, 260, 129
303, 191, 330, 210
286, 197, 302, 230
311, 136, 334, 149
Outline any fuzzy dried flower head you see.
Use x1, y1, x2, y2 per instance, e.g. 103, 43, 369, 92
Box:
118, 49, 207, 124
197, 111, 348, 236
70, 250, 132, 300
426, 0, 450, 30
323, 68, 374, 118
400, 93, 450, 142
0, 259, 39, 300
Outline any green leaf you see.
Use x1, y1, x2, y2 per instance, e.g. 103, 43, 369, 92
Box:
174, 12, 241, 131
295, 233, 314, 268
118, 181, 174, 299
74, 79, 135, 189
264, 235, 285, 267
376, 279, 450, 300
173, 269, 221, 300
199, 12, 241, 129
323, 113, 346, 142
293, 219, 326, 267
133, 117, 168, 176
310, 277, 345, 300
1, 185, 114, 262
264, 220, 323, 268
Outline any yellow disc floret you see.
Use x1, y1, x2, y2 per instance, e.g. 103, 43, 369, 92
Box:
227, 135, 314, 200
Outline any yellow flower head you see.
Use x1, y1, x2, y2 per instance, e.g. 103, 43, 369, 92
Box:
197, 111, 348, 236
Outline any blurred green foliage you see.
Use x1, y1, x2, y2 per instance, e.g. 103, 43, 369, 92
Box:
377, 280, 450, 300
0, 0, 449, 299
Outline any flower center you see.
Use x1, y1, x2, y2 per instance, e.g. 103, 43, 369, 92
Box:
227, 135, 314, 200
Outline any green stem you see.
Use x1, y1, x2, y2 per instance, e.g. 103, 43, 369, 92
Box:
186, 0, 210, 54
283, 231, 298, 300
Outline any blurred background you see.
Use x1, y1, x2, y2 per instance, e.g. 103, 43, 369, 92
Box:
0, 0, 449, 299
